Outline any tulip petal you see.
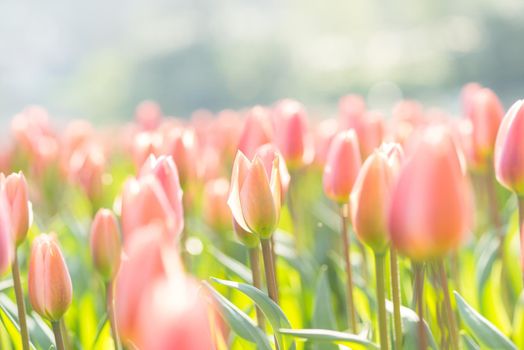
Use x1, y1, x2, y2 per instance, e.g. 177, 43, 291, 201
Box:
227, 151, 252, 233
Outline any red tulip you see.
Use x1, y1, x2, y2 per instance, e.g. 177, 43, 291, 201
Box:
203, 178, 231, 233
273, 99, 314, 169
322, 130, 362, 204
494, 100, 524, 195
237, 106, 274, 159
228, 151, 281, 238
2, 172, 31, 246
388, 127, 473, 260
90, 209, 122, 281
28, 234, 73, 321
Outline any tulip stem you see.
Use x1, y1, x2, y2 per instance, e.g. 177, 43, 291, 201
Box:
375, 252, 389, 350
106, 281, 121, 350
270, 235, 279, 297
437, 259, 459, 350
52, 320, 66, 350
518, 197, 524, 285
340, 205, 358, 333
390, 248, 403, 350
249, 247, 266, 330
261, 238, 279, 304
12, 251, 30, 350
414, 263, 427, 350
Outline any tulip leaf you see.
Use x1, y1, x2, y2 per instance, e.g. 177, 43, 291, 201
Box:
211, 277, 295, 350
512, 291, 524, 348
204, 282, 272, 350
0, 294, 39, 350
312, 267, 337, 350
279, 328, 379, 349
0, 280, 13, 292
208, 247, 253, 284
454, 291, 517, 349
460, 331, 480, 350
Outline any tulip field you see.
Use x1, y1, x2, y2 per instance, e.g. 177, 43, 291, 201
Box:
1, 86, 524, 350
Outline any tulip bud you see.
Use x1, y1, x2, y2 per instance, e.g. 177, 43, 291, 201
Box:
237, 106, 274, 159
388, 127, 473, 260
461, 82, 483, 119
203, 178, 231, 233
68, 144, 105, 200
313, 119, 338, 168
90, 209, 122, 281
350, 150, 395, 253
28, 234, 73, 321
338, 94, 367, 128
163, 127, 199, 187
120, 175, 177, 241
0, 191, 13, 275
273, 99, 314, 169
228, 151, 281, 239
135, 100, 162, 131
322, 130, 362, 204
254, 144, 290, 202
131, 132, 163, 169
3, 172, 32, 246
494, 100, 524, 195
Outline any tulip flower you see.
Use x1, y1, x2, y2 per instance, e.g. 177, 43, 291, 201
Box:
461, 82, 483, 120
163, 127, 199, 188
313, 119, 338, 168
323, 130, 362, 204
131, 131, 163, 169
90, 209, 122, 281
2, 172, 31, 245
120, 175, 178, 241
203, 178, 232, 234
338, 94, 367, 129
0, 191, 13, 275
135, 100, 162, 131
254, 144, 290, 202
237, 106, 274, 159
273, 99, 314, 169
68, 144, 105, 202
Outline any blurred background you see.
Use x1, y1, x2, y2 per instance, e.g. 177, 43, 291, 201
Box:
0, 0, 523, 123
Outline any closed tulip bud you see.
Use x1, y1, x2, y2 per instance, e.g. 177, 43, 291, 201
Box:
3, 172, 32, 245
228, 151, 281, 239
388, 127, 473, 260
203, 178, 231, 233
140, 155, 184, 236
68, 144, 105, 200
28, 234, 73, 321
494, 100, 524, 195
313, 119, 338, 168
120, 175, 177, 241
254, 144, 291, 202
135, 100, 162, 131
461, 82, 483, 119
164, 127, 199, 187
350, 150, 395, 253
273, 99, 314, 169
237, 106, 274, 159
338, 94, 367, 128
90, 209, 122, 281
468, 88, 504, 162
0, 191, 13, 275
323, 130, 362, 204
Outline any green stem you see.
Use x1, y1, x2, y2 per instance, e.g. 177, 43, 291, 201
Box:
414, 263, 427, 350
437, 259, 459, 350
106, 281, 121, 350
518, 196, 524, 286
270, 235, 279, 298
12, 251, 30, 350
375, 253, 389, 350
390, 248, 403, 350
52, 320, 65, 350
249, 247, 266, 330
340, 205, 358, 333
261, 239, 279, 304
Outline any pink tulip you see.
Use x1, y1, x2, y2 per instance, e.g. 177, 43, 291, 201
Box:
203, 178, 232, 233
115, 223, 181, 343
388, 127, 473, 260
494, 100, 524, 195
0, 190, 13, 275
254, 144, 291, 202
68, 144, 105, 200
90, 209, 122, 281
313, 119, 338, 168
28, 234, 73, 321
135, 100, 162, 131
338, 94, 367, 129
163, 127, 199, 187
2, 172, 32, 246
350, 144, 401, 252
322, 130, 362, 204
273, 99, 314, 169
136, 277, 214, 350
227, 151, 281, 238
120, 175, 177, 241
237, 106, 274, 159
131, 132, 163, 169
467, 88, 504, 162
461, 82, 483, 119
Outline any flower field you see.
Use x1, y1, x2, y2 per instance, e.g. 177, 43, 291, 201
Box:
0, 87, 523, 350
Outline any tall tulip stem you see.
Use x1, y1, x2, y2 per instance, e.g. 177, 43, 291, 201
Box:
12, 251, 30, 350
52, 320, 66, 350
249, 247, 266, 330
390, 248, 403, 349
518, 196, 524, 285
340, 205, 358, 333
437, 259, 459, 350
106, 281, 121, 350
414, 263, 427, 350
261, 238, 279, 304
375, 253, 389, 350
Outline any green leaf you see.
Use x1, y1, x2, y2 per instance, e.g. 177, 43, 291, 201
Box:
0, 280, 13, 292
512, 291, 524, 348
279, 328, 379, 350
204, 282, 272, 350
208, 247, 253, 284
312, 267, 337, 350
0, 294, 39, 350
211, 277, 295, 350
460, 331, 480, 350
454, 291, 517, 350
385, 300, 437, 350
